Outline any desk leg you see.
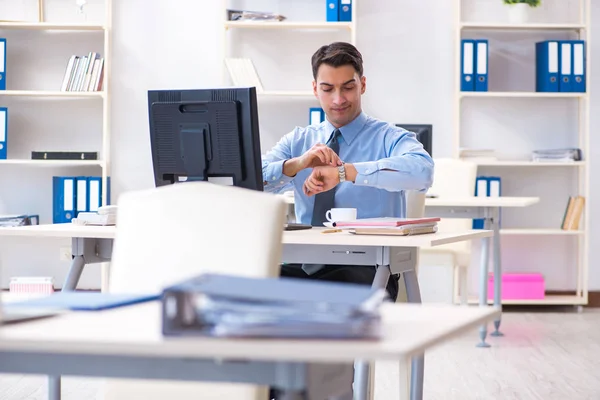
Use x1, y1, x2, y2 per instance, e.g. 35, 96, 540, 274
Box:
353, 264, 391, 400
490, 207, 504, 337
62, 255, 85, 292
403, 269, 424, 400
48, 375, 60, 400
477, 216, 491, 348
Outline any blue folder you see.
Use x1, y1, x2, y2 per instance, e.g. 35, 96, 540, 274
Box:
535, 40, 559, 92
0, 38, 5, 91
460, 39, 475, 91
7, 292, 159, 311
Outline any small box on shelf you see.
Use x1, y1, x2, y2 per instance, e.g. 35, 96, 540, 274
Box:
488, 273, 545, 300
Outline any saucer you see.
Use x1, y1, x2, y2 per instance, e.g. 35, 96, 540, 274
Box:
323, 222, 334, 228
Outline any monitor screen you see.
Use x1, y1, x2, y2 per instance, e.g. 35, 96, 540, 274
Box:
395, 124, 432, 157
147, 87, 263, 191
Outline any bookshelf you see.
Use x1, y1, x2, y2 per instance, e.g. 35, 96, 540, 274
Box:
454, 0, 590, 306
0, 0, 112, 222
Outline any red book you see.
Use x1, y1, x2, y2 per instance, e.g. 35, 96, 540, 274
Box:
332, 217, 440, 228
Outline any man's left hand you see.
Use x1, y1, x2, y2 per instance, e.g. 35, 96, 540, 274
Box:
303, 166, 339, 197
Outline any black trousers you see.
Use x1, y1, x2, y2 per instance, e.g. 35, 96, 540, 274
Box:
280, 264, 399, 302
269, 264, 399, 400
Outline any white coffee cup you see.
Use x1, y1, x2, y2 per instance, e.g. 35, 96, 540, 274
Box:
325, 208, 357, 223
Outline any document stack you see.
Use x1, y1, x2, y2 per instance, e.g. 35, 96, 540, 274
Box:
162, 273, 387, 339
531, 148, 582, 163
72, 205, 117, 226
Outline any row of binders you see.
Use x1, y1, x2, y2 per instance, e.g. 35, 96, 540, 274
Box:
60, 52, 105, 92
326, 0, 352, 22
460, 39, 488, 92
53, 176, 110, 224
473, 176, 501, 229
536, 40, 586, 92
460, 39, 586, 92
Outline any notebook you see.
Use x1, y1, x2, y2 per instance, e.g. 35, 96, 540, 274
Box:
6, 292, 159, 311
332, 217, 440, 228
349, 223, 438, 236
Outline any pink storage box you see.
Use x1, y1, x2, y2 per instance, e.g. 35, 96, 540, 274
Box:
487, 273, 545, 300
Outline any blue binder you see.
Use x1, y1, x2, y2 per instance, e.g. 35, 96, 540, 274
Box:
0, 38, 5, 90
87, 176, 111, 212
7, 292, 159, 311
338, 0, 352, 21
0, 107, 6, 159
535, 41, 559, 92
309, 107, 324, 125
76, 176, 88, 217
326, 0, 338, 21
472, 176, 488, 229
475, 39, 488, 92
559, 41, 574, 92
569, 40, 586, 92
461, 39, 475, 91
53, 176, 77, 223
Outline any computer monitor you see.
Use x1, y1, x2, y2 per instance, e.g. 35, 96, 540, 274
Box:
147, 87, 263, 191
395, 124, 433, 157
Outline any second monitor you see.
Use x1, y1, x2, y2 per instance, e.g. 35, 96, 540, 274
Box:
147, 87, 263, 191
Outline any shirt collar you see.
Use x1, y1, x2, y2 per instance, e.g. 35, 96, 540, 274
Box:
324, 111, 368, 146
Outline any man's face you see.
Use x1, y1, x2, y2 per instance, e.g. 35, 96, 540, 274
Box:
312, 64, 366, 128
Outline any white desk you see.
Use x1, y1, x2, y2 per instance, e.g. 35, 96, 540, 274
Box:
424, 196, 540, 346
0, 301, 500, 400
0, 224, 492, 400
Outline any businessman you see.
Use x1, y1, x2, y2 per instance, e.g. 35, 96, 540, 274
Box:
262, 41, 434, 303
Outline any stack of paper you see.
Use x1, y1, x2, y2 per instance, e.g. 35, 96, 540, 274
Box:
162, 273, 387, 339
332, 217, 440, 236
72, 205, 118, 226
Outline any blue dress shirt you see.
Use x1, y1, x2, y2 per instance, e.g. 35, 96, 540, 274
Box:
262, 112, 434, 225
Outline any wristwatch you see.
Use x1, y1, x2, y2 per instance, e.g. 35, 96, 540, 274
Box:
337, 163, 346, 183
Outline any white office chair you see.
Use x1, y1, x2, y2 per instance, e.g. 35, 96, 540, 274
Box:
419, 158, 478, 304
103, 181, 288, 400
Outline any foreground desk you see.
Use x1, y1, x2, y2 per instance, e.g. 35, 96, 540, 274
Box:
0, 224, 492, 400
424, 196, 539, 344
0, 302, 500, 400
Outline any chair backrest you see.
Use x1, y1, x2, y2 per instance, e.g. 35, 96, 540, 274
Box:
105, 182, 287, 400
428, 158, 478, 252
109, 181, 287, 294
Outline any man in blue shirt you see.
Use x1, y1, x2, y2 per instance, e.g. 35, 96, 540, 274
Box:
262, 42, 434, 303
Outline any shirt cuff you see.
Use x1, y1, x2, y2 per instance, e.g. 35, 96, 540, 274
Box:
264, 159, 295, 188
352, 161, 379, 187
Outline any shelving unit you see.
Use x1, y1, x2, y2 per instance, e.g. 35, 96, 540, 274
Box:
0, 0, 112, 221
454, 0, 590, 306
221, 1, 357, 98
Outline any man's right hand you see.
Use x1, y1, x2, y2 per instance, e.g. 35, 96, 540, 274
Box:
283, 144, 342, 177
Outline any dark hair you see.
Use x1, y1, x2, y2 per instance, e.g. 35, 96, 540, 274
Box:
311, 42, 364, 80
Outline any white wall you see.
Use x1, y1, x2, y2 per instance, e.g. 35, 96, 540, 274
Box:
1, 0, 598, 292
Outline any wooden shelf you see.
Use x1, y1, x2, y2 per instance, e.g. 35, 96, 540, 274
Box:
0, 90, 105, 98
460, 22, 586, 31
500, 229, 584, 236
224, 21, 353, 30
0, 22, 105, 30
473, 160, 585, 167
460, 91, 586, 98
0, 159, 103, 167
465, 294, 586, 305
259, 90, 314, 97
